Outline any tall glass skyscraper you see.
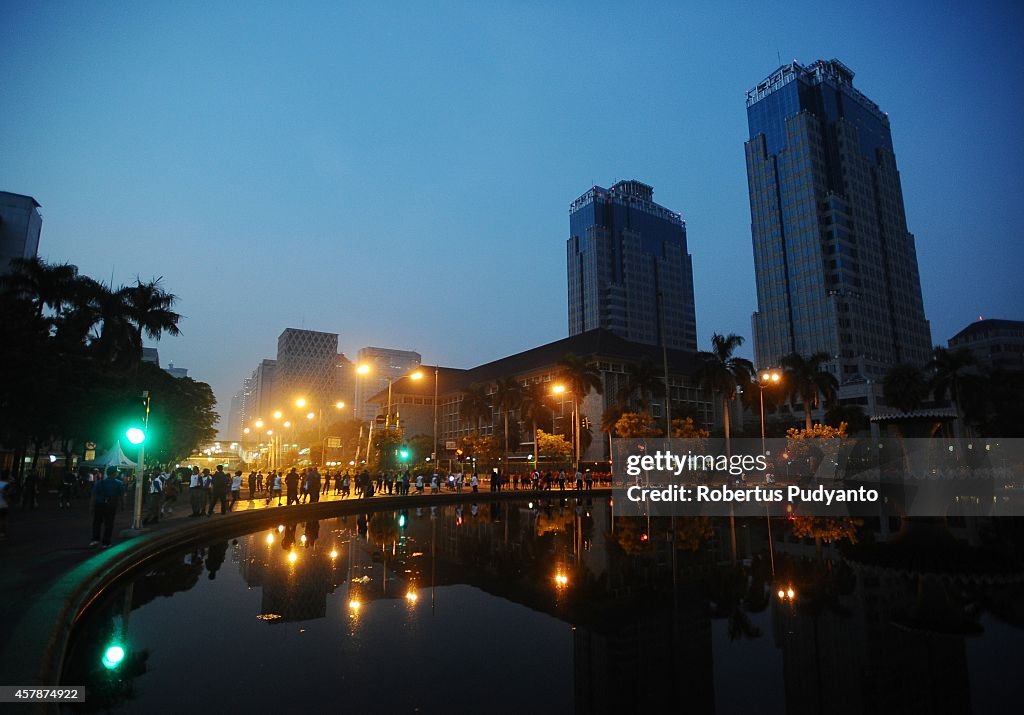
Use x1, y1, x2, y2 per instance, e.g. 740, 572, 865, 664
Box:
567, 180, 697, 351
745, 59, 931, 393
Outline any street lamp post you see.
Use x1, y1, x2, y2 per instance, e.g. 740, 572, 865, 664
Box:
758, 368, 782, 576
552, 384, 577, 470
758, 369, 782, 454
432, 366, 439, 464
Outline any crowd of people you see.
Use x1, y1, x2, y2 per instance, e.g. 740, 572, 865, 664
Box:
0, 462, 613, 545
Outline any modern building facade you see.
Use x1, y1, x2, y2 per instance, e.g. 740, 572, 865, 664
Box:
354, 346, 422, 423
368, 329, 711, 465
745, 59, 932, 404
567, 180, 698, 352
275, 328, 341, 412
251, 359, 278, 424
948, 319, 1024, 372
0, 191, 42, 274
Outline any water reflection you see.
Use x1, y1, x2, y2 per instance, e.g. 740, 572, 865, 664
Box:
61, 500, 1024, 714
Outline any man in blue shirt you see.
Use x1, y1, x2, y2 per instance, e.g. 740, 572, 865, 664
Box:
91, 467, 126, 547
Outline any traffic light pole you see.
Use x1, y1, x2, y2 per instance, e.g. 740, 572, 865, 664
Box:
131, 391, 150, 530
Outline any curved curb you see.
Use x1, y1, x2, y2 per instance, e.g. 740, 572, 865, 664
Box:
3, 487, 610, 713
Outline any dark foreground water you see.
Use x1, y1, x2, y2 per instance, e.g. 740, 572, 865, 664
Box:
62, 499, 1024, 714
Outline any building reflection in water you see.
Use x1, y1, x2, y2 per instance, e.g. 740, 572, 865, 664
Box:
62, 500, 1023, 713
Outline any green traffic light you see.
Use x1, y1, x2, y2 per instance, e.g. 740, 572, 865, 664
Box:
125, 427, 146, 445
399, 449, 409, 460
398, 513, 407, 528
102, 644, 125, 669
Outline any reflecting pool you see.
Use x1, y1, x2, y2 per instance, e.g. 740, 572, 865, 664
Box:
61, 499, 1024, 713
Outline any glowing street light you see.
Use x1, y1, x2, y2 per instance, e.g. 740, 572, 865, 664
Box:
405, 590, 418, 603
288, 551, 298, 564
295, 398, 307, 408
330, 549, 339, 559
273, 410, 283, 420
348, 599, 361, 611
255, 419, 264, 429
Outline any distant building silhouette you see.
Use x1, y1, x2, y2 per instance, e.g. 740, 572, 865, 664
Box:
0, 191, 42, 274
948, 318, 1024, 372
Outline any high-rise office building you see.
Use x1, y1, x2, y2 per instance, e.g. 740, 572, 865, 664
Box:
251, 359, 278, 423
275, 328, 340, 411
567, 180, 698, 352
745, 59, 932, 397
0, 191, 42, 274
354, 347, 422, 423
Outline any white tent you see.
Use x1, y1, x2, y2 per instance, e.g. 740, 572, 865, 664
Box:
91, 441, 137, 469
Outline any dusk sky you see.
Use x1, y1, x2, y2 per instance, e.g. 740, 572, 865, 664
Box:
3, 1, 1022, 431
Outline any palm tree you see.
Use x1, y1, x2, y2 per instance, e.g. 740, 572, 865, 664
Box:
52, 275, 105, 349
92, 283, 136, 366
780, 352, 839, 431
618, 357, 666, 414
119, 277, 182, 357
459, 383, 492, 437
557, 353, 604, 469
693, 334, 754, 447
883, 363, 929, 413
493, 377, 524, 469
0, 256, 80, 320
928, 346, 976, 433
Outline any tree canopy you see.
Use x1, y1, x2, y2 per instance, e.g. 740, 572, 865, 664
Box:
0, 257, 217, 475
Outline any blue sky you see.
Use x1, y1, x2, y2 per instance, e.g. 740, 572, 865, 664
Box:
3, 1, 1022, 426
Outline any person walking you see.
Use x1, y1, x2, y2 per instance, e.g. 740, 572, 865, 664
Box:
286, 468, 300, 506
58, 469, 76, 509
247, 471, 257, 501
271, 471, 283, 505
160, 470, 177, 515
208, 465, 230, 515
91, 468, 126, 547
470, 473, 479, 493
230, 470, 243, 510
575, 468, 584, 491
584, 469, 593, 491
143, 470, 164, 524
308, 467, 321, 504
188, 467, 205, 517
